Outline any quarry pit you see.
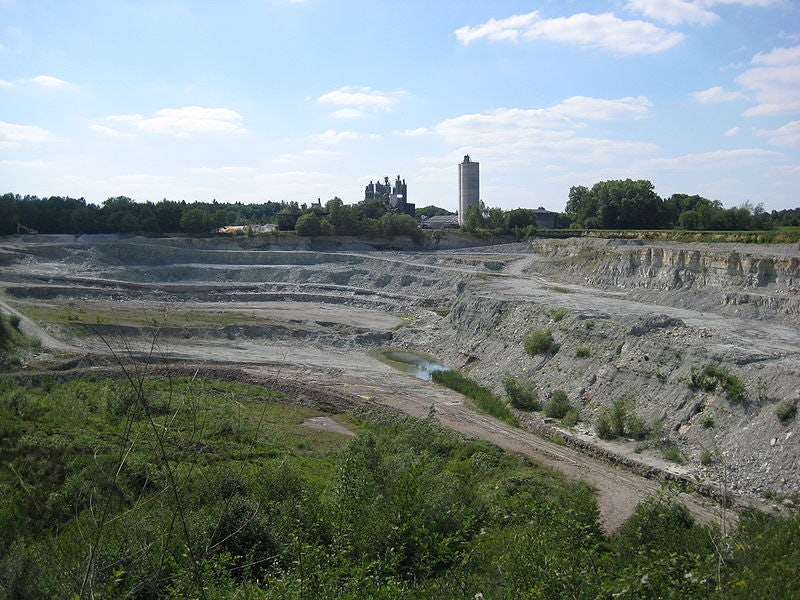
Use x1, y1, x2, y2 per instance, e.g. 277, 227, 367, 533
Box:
1, 233, 798, 530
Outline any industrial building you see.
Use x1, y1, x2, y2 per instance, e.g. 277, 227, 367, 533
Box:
458, 155, 479, 226
364, 175, 415, 217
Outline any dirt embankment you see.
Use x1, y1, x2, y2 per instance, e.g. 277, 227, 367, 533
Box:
1, 234, 798, 526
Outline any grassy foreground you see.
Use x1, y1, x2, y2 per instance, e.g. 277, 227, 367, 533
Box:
0, 375, 797, 599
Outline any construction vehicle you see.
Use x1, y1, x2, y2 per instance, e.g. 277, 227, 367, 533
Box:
16, 224, 38, 234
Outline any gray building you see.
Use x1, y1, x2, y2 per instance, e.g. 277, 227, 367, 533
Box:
458, 155, 479, 226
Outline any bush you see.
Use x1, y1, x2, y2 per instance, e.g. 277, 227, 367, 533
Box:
544, 389, 571, 419
595, 398, 650, 440
503, 375, 540, 411
689, 365, 747, 403
524, 329, 555, 356
776, 400, 797, 424
575, 346, 591, 358
549, 307, 568, 322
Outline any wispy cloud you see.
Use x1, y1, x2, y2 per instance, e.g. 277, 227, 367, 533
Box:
626, 0, 780, 25
738, 45, 800, 116
310, 129, 380, 144
30, 74, 71, 87
316, 86, 405, 116
96, 107, 245, 137
430, 97, 659, 166
455, 11, 684, 54
0, 121, 52, 145
755, 120, 800, 147
690, 86, 746, 103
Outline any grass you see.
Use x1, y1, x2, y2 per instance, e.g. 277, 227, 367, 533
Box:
432, 369, 517, 425
549, 307, 569, 321
503, 375, 541, 411
575, 346, 591, 358
0, 313, 41, 369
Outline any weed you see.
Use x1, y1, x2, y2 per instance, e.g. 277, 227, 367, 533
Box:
503, 375, 540, 411
689, 365, 747, 403
524, 329, 555, 356
776, 400, 797, 424
700, 416, 715, 429
700, 449, 715, 465
662, 445, 685, 464
575, 346, 591, 358
549, 307, 568, 322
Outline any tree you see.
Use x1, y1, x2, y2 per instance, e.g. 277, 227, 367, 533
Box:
295, 212, 322, 236
179, 207, 209, 234
0, 193, 18, 235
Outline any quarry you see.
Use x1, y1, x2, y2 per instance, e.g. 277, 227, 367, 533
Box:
1, 232, 798, 530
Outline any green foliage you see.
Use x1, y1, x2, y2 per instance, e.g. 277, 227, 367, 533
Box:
549, 307, 568, 322
1, 376, 798, 598
544, 389, 572, 419
294, 211, 323, 236
575, 345, 591, 358
596, 397, 650, 440
432, 369, 517, 425
524, 328, 555, 356
689, 365, 747, 403
776, 400, 797, 423
503, 374, 541, 411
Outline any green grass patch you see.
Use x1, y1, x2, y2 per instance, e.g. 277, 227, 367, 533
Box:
503, 375, 540, 411
432, 369, 517, 425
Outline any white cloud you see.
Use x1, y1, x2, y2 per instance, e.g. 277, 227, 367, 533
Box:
0, 121, 52, 144
755, 120, 800, 146
690, 86, 746, 103
0, 79, 13, 88
310, 129, 379, 144
738, 45, 800, 116
135, 106, 245, 136
455, 11, 684, 54
0, 159, 45, 168
331, 108, 364, 119
187, 166, 255, 175
625, 0, 718, 25
97, 107, 244, 137
551, 95, 653, 120
637, 148, 782, 170
724, 126, 741, 136
316, 86, 404, 115
30, 74, 71, 87
89, 124, 128, 137
429, 98, 659, 167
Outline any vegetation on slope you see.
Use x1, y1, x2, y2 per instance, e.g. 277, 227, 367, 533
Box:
0, 375, 797, 599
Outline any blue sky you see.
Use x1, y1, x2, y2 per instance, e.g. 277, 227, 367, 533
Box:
1, 0, 798, 213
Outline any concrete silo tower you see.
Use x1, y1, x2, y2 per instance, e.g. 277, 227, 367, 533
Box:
458, 154, 479, 226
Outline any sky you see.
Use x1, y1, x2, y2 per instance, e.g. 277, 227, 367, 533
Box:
1, 0, 799, 214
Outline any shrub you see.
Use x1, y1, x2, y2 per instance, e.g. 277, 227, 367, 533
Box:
562, 408, 580, 427
662, 446, 684, 464
549, 307, 568, 322
689, 365, 747, 403
524, 329, 555, 356
595, 398, 650, 440
575, 346, 591, 358
700, 416, 714, 429
776, 401, 797, 424
700, 449, 714, 465
503, 375, 541, 411
544, 389, 571, 419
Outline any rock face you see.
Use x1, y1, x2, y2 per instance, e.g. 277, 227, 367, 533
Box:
529, 239, 800, 321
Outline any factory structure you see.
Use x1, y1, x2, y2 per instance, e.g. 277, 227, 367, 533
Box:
364, 175, 415, 217
458, 155, 480, 226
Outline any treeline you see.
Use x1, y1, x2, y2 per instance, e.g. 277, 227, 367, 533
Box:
565, 179, 799, 230
0, 193, 303, 236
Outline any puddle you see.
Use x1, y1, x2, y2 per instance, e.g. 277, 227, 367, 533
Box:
378, 349, 450, 381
